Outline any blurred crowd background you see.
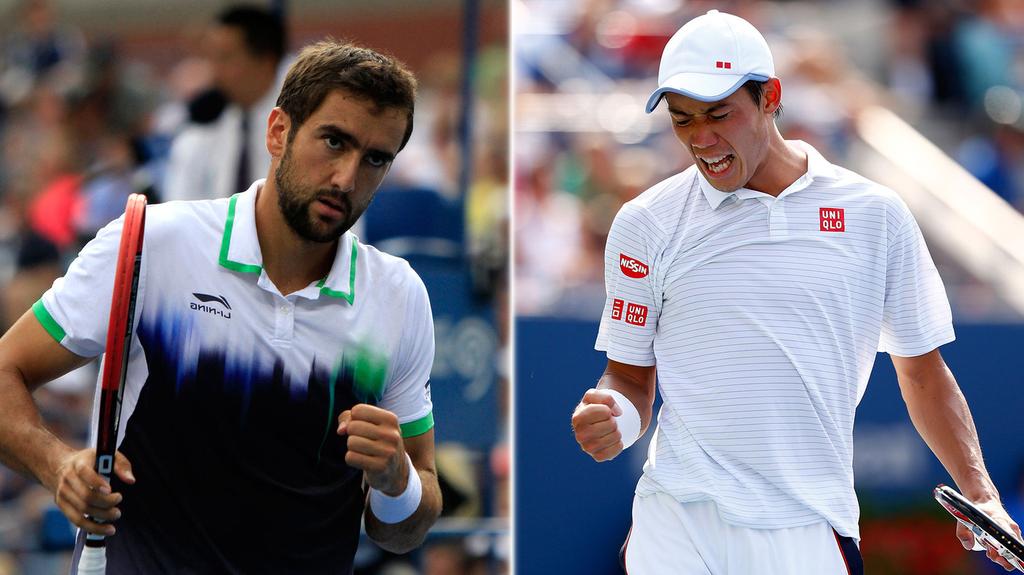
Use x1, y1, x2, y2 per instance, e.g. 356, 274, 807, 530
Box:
515, 0, 1024, 321
515, 0, 1024, 574
0, 0, 508, 574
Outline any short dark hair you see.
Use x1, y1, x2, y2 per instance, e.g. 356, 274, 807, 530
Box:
742, 80, 783, 119
276, 40, 418, 150
217, 5, 285, 63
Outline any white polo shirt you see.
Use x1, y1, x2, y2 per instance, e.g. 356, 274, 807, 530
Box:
596, 141, 953, 540
35, 181, 434, 572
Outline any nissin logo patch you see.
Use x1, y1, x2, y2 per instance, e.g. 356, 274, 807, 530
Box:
619, 254, 649, 278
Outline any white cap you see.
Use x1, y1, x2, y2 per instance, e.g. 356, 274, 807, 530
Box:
645, 10, 775, 112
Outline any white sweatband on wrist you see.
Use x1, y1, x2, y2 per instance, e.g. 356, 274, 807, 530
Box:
369, 452, 422, 524
603, 389, 642, 449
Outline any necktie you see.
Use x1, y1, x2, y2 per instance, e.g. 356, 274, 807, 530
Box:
236, 111, 250, 194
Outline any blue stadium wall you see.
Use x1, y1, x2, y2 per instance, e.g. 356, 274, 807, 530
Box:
515, 318, 1024, 574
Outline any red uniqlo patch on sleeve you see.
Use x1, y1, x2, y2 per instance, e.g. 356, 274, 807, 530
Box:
819, 207, 845, 232
625, 303, 648, 326
611, 299, 624, 321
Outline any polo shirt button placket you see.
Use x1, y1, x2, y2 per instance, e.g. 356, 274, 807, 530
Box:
274, 300, 295, 343
768, 199, 788, 239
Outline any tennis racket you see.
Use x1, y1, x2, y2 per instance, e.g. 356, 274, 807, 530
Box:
78, 194, 147, 575
934, 484, 1024, 572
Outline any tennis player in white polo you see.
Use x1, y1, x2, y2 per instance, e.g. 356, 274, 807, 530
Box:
571, 9, 1021, 574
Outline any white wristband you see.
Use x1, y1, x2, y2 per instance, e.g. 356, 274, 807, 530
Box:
369, 452, 422, 524
77, 546, 106, 575
603, 389, 642, 449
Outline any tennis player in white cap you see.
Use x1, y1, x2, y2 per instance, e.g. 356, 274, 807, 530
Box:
571, 9, 1021, 574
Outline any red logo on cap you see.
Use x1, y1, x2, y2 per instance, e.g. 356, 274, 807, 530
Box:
820, 208, 845, 232
619, 254, 649, 278
716, 61, 732, 69
625, 303, 648, 326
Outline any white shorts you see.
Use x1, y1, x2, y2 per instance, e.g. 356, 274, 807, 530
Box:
621, 493, 863, 575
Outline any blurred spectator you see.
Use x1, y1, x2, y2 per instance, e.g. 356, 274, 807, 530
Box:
73, 42, 159, 239
23, 124, 79, 253
162, 5, 286, 202
956, 125, 1023, 207
0, 0, 85, 111
466, 47, 509, 297
514, 156, 585, 315
885, 0, 1024, 209
0, 35, 159, 329
388, 51, 462, 196
953, 0, 1016, 112
0, 72, 79, 329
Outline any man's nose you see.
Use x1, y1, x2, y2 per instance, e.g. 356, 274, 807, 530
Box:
331, 153, 360, 192
690, 122, 718, 149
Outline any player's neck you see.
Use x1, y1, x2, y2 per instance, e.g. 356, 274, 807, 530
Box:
253, 184, 336, 296
745, 131, 808, 197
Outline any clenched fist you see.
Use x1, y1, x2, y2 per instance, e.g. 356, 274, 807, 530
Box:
338, 404, 409, 496
572, 389, 625, 462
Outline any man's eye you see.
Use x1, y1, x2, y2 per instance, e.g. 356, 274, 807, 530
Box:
365, 154, 387, 168
710, 113, 730, 121
324, 136, 343, 150
674, 118, 691, 127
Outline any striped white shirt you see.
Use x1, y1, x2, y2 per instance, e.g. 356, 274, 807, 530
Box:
595, 141, 954, 539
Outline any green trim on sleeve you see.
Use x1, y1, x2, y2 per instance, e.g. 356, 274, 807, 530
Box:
218, 194, 262, 274
32, 300, 66, 343
400, 412, 434, 438
319, 240, 357, 304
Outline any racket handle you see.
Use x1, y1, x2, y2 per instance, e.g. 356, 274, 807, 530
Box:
78, 545, 107, 575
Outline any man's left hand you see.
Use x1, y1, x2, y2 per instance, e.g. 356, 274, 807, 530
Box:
338, 404, 408, 496
956, 498, 1023, 572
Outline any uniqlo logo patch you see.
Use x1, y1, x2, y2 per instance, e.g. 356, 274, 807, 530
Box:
820, 208, 845, 232
611, 299, 624, 321
625, 303, 648, 326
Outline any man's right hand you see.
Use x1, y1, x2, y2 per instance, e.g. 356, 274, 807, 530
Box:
52, 448, 135, 536
571, 389, 624, 462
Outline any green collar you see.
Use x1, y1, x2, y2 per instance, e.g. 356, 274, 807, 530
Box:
217, 189, 358, 304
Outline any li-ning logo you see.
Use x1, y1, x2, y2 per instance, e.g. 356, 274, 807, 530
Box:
190, 293, 232, 319
619, 254, 649, 278
820, 208, 845, 232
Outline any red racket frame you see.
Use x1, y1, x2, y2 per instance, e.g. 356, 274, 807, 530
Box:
85, 193, 146, 550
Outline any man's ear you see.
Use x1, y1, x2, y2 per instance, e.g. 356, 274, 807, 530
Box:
763, 78, 783, 116
266, 107, 291, 158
